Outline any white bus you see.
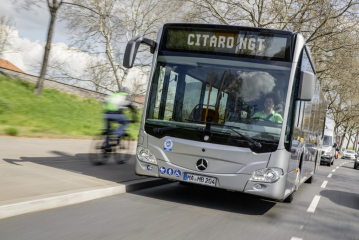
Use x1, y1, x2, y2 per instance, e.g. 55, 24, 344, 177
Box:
123, 23, 326, 203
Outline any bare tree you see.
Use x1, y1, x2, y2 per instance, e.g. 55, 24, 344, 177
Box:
12, 0, 71, 96
50, 0, 178, 95
0, 16, 16, 58
36, 43, 116, 93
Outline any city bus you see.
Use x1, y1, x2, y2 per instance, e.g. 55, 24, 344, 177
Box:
123, 23, 326, 203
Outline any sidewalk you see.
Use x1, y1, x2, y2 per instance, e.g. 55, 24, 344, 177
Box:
0, 137, 168, 219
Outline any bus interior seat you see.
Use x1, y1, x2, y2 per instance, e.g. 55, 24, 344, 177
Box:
273, 102, 284, 117
189, 105, 219, 123
204, 109, 219, 123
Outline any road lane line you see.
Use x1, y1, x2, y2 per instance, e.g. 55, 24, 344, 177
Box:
321, 181, 328, 188
336, 167, 339, 169
291, 237, 302, 240
332, 169, 336, 172
307, 195, 321, 213
328, 174, 332, 178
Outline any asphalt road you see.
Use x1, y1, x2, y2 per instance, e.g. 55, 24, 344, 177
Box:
1, 158, 358, 240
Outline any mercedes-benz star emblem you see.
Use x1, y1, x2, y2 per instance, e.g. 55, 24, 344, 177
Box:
196, 158, 208, 171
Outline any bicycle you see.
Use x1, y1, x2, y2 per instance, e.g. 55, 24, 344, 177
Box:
88, 119, 135, 166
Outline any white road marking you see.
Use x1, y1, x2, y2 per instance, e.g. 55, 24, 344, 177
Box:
307, 195, 321, 213
328, 174, 332, 178
332, 169, 336, 172
291, 237, 302, 240
336, 167, 339, 169
321, 181, 328, 188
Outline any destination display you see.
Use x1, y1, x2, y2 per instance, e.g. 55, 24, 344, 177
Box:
161, 27, 292, 61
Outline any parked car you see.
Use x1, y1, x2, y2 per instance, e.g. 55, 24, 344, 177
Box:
341, 149, 356, 160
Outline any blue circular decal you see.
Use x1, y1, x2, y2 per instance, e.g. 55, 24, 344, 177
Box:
159, 166, 166, 175
167, 167, 174, 176
164, 139, 173, 149
174, 169, 182, 178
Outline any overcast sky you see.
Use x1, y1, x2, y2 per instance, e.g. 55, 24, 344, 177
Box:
0, 0, 91, 76
0, 0, 71, 44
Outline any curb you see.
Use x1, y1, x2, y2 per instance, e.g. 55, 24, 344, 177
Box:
0, 178, 170, 220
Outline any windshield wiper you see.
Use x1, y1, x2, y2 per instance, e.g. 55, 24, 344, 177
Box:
185, 119, 262, 148
153, 125, 205, 133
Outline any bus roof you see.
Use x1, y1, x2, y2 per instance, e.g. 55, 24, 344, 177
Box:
162, 23, 297, 36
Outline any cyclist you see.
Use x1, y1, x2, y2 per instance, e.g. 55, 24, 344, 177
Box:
103, 87, 137, 147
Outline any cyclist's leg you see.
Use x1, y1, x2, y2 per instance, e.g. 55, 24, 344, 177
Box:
113, 114, 127, 138
104, 118, 111, 147
104, 114, 127, 138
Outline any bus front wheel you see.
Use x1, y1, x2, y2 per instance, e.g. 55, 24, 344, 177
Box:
283, 192, 294, 203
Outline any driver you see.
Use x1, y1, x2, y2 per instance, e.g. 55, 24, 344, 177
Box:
251, 93, 283, 123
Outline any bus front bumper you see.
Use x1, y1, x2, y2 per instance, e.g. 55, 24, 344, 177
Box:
135, 157, 289, 201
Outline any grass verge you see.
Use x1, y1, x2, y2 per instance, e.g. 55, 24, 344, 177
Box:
0, 76, 141, 139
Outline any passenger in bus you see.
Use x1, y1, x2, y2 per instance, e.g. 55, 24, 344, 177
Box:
251, 93, 283, 123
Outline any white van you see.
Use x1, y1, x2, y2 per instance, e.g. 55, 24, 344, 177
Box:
320, 127, 338, 166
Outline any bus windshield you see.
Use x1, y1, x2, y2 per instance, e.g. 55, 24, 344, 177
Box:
145, 52, 292, 152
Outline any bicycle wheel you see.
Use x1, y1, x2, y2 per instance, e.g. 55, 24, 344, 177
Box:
88, 136, 112, 165
114, 139, 132, 164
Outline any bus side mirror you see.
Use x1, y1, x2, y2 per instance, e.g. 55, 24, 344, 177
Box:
123, 35, 157, 68
297, 71, 314, 101
333, 143, 337, 148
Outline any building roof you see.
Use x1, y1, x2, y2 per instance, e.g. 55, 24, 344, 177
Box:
132, 95, 146, 104
0, 59, 24, 73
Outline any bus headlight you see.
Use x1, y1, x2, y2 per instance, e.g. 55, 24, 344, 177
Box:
250, 168, 283, 183
137, 147, 157, 165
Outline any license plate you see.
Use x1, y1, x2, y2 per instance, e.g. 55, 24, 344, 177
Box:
183, 173, 216, 186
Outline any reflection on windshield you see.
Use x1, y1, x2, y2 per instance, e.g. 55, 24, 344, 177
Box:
145, 53, 292, 149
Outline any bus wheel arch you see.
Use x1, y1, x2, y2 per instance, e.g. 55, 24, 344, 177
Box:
283, 192, 294, 203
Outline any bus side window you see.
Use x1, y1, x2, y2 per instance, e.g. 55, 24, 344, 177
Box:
151, 66, 166, 119
298, 101, 305, 129
182, 74, 203, 121
153, 66, 178, 120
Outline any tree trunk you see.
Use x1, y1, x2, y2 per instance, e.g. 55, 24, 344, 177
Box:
106, 39, 122, 91
34, 10, 57, 96
339, 124, 349, 150
346, 131, 353, 149
121, 68, 129, 90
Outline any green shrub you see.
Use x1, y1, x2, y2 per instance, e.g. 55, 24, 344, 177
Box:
4, 127, 19, 136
